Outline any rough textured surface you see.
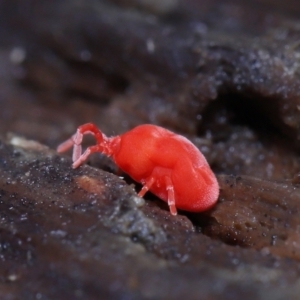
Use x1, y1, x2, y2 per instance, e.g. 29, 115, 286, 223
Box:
0, 0, 300, 299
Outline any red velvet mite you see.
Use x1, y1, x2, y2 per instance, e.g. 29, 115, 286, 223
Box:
57, 123, 219, 215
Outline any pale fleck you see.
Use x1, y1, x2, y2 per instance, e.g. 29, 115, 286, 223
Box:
10, 47, 26, 64
130, 196, 145, 207
146, 38, 155, 53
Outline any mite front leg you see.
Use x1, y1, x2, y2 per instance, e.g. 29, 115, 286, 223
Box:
68, 123, 103, 162
57, 133, 77, 154
72, 145, 103, 168
57, 123, 105, 163
71, 130, 84, 162
57, 130, 83, 162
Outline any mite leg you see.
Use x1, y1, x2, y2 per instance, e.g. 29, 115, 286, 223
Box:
57, 132, 83, 162
57, 123, 105, 162
138, 177, 155, 197
165, 176, 177, 216
72, 145, 103, 168
57, 133, 78, 154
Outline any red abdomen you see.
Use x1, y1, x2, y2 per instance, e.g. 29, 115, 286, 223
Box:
113, 124, 219, 213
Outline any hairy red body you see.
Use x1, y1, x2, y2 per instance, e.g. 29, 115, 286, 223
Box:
57, 123, 219, 215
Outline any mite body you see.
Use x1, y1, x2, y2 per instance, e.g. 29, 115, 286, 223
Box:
57, 123, 219, 215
